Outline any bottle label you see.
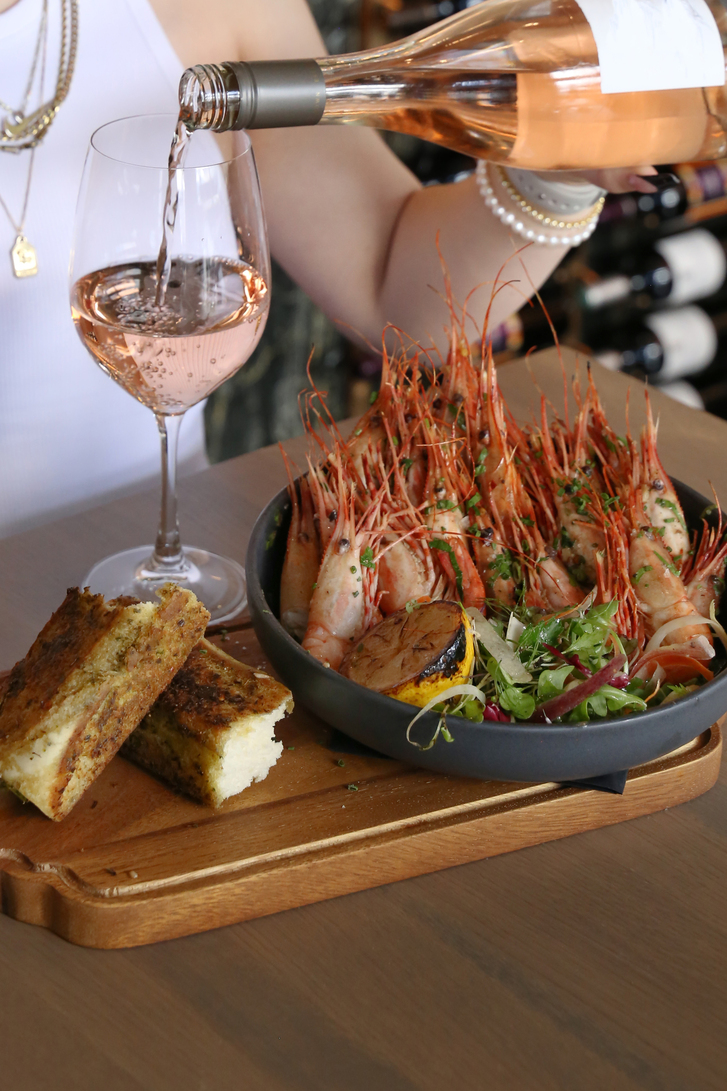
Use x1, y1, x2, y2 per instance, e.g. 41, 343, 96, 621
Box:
645, 306, 718, 380
676, 160, 727, 206
655, 229, 727, 305
583, 275, 631, 309
594, 350, 625, 371
574, 0, 724, 94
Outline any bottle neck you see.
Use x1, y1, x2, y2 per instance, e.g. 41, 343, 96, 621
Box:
582, 228, 727, 310
595, 328, 665, 376
594, 306, 719, 381
598, 172, 686, 226
179, 61, 326, 132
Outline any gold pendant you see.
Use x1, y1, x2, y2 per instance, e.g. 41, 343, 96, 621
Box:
11, 234, 37, 278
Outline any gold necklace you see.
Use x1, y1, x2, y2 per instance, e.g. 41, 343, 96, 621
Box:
0, 0, 48, 141
0, 0, 78, 277
0, 0, 78, 152
0, 147, 37, 276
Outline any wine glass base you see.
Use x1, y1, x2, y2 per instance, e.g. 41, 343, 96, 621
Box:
82, 546, 247, 625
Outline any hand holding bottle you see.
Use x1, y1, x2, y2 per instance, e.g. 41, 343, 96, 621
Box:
540, 167, 658, 195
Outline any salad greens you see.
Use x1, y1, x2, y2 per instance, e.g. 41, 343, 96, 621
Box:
407, 597, 711, 750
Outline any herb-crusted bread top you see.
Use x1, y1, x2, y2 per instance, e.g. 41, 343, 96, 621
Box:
149, 639, 293, 750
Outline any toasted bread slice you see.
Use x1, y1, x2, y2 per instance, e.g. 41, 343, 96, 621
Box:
123, 639, 293, 807
0, 584, 210, 820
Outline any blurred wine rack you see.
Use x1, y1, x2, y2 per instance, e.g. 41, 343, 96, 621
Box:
493, 167, 727, 416
361, 0, 727, 421
205, 0, 727, 464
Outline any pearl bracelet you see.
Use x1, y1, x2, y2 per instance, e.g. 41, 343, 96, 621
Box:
475, 160, 604, 247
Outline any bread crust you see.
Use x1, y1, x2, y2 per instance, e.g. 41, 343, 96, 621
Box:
146, 640, 293, 750
124, 639, 293, 806
0, 584, 210, 820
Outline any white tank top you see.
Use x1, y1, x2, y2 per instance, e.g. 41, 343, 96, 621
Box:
0, 0, 208, 538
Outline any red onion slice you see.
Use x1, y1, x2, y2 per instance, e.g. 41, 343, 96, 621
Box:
543, 643, 593, 678
530, 654, 628, 723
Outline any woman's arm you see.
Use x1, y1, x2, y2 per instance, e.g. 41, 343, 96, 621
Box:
149, 0, 648, 352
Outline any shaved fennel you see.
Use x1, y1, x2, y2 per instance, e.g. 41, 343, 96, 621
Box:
465, 608, 532, 684
406, 683, 503, 750
645, 612, 727, 654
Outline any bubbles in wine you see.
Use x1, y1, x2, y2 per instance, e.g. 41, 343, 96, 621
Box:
71, 257, 269, 414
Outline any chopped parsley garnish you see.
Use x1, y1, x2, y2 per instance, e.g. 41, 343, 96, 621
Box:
656, 496, 687, 530
360, 546, 376, 569
655, 551, 679, 577
558, 528, 575, 550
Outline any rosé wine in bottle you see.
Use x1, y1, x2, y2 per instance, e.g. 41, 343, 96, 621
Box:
178, 0, 727, 171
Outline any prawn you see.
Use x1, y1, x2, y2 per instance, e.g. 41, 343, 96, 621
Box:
422, 421, 486, 610
537, 392, 605, 584
639, 392, 690, 564
682, 499, 727, 616
481, 353, 581, 612
593, 505, 641, 644
627, 470, 710, 646
280, 455, 320, 641
302, 466, 382, 670
375, 443, 443, 613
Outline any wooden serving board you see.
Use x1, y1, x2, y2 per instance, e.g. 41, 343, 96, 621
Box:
0, 625, 721, 949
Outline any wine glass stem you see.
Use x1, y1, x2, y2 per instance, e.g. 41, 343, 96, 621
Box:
152, 411, 185, 569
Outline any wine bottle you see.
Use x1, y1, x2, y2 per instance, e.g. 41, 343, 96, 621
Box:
385, 1, 480, 35
598, 172, 687, 226
587, 305, 721, 382
598, 161, 727, 226
691, 376, 727, 415
580, 226, 727, 311
179, 0, 727, 171
652, 381, 705, 410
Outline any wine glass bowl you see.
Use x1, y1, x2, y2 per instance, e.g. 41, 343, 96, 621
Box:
70, 113, 270, 622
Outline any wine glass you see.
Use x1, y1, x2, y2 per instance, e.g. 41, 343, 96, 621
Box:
70, 114, 270, 623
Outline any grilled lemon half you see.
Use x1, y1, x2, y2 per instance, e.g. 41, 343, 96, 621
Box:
339, 600, 474, 708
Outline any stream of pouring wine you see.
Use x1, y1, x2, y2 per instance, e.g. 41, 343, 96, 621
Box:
154, 116, 193, 308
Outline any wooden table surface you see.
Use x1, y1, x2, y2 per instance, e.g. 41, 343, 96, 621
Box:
1, 349, 726, 1091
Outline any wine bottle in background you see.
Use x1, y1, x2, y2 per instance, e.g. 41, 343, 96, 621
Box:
651, 381, 706, 410
598, 172, 687, 226
586, 304, 722, 383
179, 0, 727, 171
598, 160, 727, 227
580, 226, 727, 311
385, 1, 481, 35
